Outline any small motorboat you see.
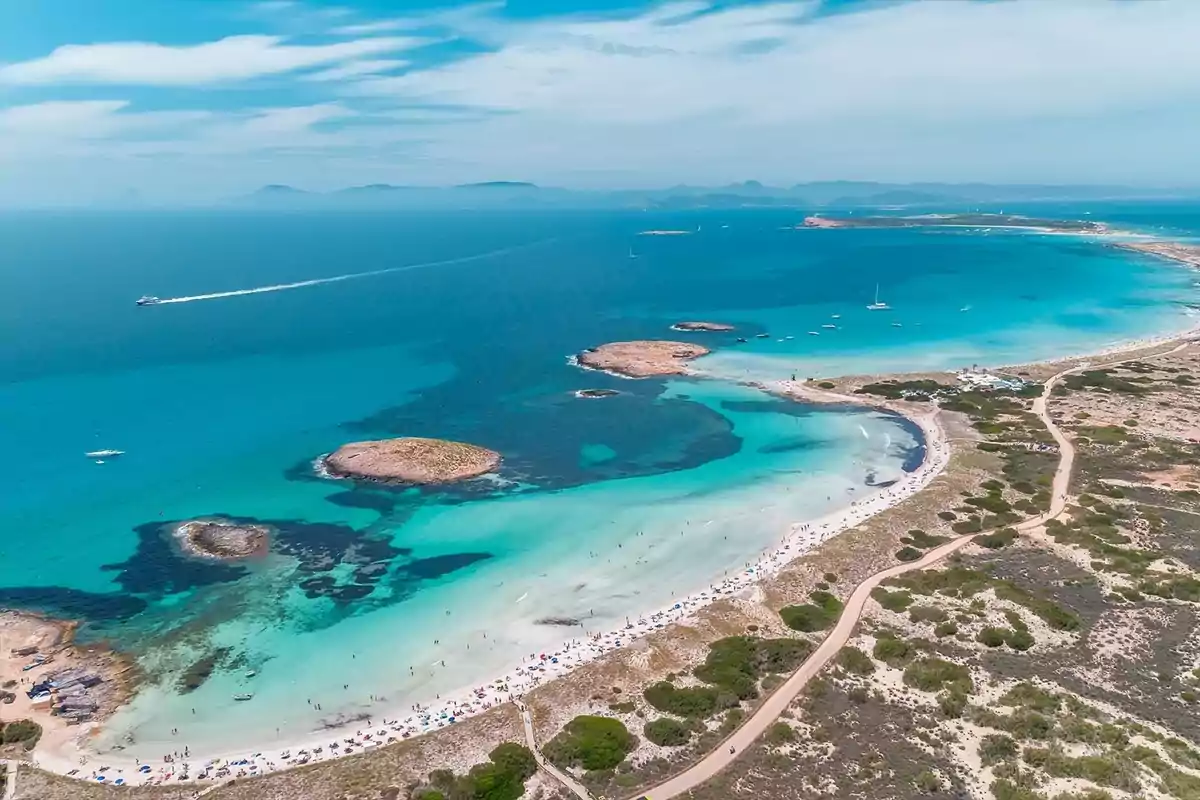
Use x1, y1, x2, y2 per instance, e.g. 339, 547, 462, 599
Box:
233, 693, 254, 701
735, 337, 747, 343
807, 331, 820, 336
85, 449, 124, 459
136, 296, 162, 306
891, 322, 903, 328
822, 324, 837, 329
755, 333, 770, 339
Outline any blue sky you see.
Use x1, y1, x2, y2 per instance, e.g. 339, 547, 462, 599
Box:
2, 0, 1199, 205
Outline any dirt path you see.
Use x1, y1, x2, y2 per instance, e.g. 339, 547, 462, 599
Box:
519, 703, 592, 800
3, 761, 16, 800
634, 360, 1102, 800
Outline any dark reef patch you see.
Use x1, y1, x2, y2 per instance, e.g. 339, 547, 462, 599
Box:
0, 586, 146, 622
338, 378, 741, 492
102, 521, 249, 596
322, 489, 401, 514
398, 552, 492, 581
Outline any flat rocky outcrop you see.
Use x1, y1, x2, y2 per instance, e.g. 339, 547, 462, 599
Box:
175, 520, 270, 560
323, 437, 501, 484
670, 321, 735, 332
576, 340, 710, 378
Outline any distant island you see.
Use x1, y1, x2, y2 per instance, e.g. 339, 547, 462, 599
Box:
323, 437, 501, 484
576, 340, 710, 378
174, 520, 269, 560
236, 181, 1195, 212
801, 213, 1107, 233
671, 321, 735, 332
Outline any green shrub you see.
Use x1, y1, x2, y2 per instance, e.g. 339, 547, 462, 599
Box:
980, 734, 1019, 766
896, 546, 923, 562
488, 742, 538, 782
907, 529, 949, 548
873, 637, 915, 667
781, 591, 843, 632
939, 690, 967, 718
977, 627, 1009, 648
0, 719, 41, 749
544, 716, 635, 771
908, 605, 949, 624
767, 721, 795, 745
1006, 628, 1035, 651
643, 718, 691, 747
977, 528, 1019, 549
836, 646, 876, 675
872, 588, 914, 612
934, 620, 958, 638
913, 770, 941, 793
693, 636, 811, 700
642, 682, 721, 718
903, 657, 973, 694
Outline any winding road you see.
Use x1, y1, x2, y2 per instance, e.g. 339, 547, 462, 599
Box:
633, 360, 1097, 800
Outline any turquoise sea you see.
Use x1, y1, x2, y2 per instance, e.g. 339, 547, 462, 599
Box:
0, 203, 1196, 759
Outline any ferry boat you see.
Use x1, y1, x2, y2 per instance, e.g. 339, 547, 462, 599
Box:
85, 449, 124, 459
136, 296, 162, 306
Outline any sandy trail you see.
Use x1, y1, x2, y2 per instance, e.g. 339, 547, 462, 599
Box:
632, 348, 1167, 800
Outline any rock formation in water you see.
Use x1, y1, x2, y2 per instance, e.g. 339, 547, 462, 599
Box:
670, 321, 735, 332
175, 520, 270, 560
576, 340, 710, 378
323, 437, 502, 484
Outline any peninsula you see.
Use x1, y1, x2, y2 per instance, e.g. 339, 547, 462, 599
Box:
802, 212, 1107, 233
576, 340, 710, 377
1114, 240, 1200, 269
670, 321, 735, 332
174, 519, 270, 560
323, 437, 501, 484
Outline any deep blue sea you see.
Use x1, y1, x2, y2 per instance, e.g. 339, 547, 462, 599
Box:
0, 203, 1196, 758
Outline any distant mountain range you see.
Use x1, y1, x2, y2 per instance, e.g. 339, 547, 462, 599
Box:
237, 180, 1194, 211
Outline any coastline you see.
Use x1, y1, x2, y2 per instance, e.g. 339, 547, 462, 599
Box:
27, 323, 1200, 788
29, 380, 948, 787
17, 218, 1200, 788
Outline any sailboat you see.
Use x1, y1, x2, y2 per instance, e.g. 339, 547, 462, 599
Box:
867, 284, 890, 311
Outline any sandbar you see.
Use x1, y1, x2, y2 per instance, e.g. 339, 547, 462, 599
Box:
576, 340, 710, 378
1114, 241, 1200, 270
324, 437, 501, 484
801, 212, 1107, 233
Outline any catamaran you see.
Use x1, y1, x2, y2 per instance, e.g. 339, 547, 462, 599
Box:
867, 284, 890, 310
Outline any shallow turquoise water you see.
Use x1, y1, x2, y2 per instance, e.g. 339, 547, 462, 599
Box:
0, 205, 1196, 757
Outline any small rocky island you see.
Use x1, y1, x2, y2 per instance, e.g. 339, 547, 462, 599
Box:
576, 389, 620, 399
670, 321, 735, 332
324, 437, 501, 484
175, 520, 270, 560
576, 340, 710, 378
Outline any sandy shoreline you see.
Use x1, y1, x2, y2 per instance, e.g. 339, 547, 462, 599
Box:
28, 326, 1200, 787
29, 387, 949, 787
18, 220, 1200, 788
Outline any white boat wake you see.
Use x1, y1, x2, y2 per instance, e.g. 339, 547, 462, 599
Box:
154, 241, 550, 305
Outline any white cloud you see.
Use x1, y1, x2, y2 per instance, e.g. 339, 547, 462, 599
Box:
302, 58, 409, 81
4, 0, 1200, 202
0, 34, 425, 86
331, 20, 413, 36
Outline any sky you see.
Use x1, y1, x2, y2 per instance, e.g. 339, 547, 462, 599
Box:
2, 0, 1199, 205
